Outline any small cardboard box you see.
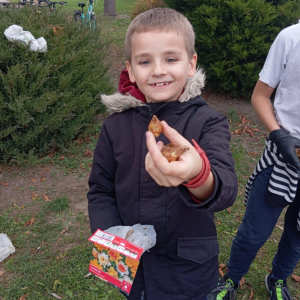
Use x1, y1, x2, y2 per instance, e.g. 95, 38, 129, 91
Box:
88, 229, 143, 296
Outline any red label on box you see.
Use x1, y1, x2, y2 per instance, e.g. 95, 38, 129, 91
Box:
88, 229, 142, 296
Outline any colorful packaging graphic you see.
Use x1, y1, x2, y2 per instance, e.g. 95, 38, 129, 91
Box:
88, 229, 143, 296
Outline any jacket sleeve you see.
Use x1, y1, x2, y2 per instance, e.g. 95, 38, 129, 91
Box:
87, 122, 123, 234
178, 111, 238, 212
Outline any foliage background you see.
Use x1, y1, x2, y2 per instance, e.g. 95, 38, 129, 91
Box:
164, 0, 300, 98
0, 7, 113, 162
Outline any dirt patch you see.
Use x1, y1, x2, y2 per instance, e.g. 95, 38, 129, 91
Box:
0, 165, 89, 218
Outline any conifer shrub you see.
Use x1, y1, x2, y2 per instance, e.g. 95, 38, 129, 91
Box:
130, 0, 165, 19
163, 0, 203, 12
187, 0, 300, 98
0, 7, 113, 162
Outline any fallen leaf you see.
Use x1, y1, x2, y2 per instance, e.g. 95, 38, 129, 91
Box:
19, 294, 27, 300
59, 155, 65, 161
48, 293, 62, 299
84, 150, 92, 156
32, 192, 39, 200
53, 280, 60, 290
25, 231, 31, 234
31, 179, 37, 183
249, 152, 260, 156
34, 247, 41, 254
44, 194, 52, 202
52, 26, 63, 35
252, 128, 260, 132
240, 277, 245, 289
249, 289, 253, 300
219, 264, 226, 269
216, 221, 222, 225
0, 182, 9, 186
245, 129, 253, 135
219, 268, 224, 277
292, 274, 300, 282
24, 218, 34, 227
49, 153, 55, 158
84, 272, 92, 278
60, 227, 69, 235
0, 269, 4, 276
231, 129, 241, 135
276, 224, 284, 230
273, 238, 278, 243
227, 208, 231, 213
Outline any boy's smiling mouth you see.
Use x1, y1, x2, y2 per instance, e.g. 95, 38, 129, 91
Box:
150, 82, 172, 87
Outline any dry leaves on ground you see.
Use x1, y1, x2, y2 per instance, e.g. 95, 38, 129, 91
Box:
240, 277, 245, 289
292, 274, 300, 282
84, 150, 92, 156
0, 269, 4, 277
24, 218, 34, 226
219, 264, 226, 277
44, 194, 52, 202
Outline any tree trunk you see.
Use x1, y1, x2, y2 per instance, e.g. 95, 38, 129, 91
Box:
104, 0, 116, 16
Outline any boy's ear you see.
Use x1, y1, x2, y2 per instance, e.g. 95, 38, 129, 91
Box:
188, 53, 198, 77
126, 61, 136, 83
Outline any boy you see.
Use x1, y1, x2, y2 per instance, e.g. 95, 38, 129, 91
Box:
208, 23, 300, 300
88, 8, 238, 300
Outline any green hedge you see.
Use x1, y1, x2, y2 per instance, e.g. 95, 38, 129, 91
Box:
0, 7, 113, 162
162, 0, 203, 12
165, 0, 300, 98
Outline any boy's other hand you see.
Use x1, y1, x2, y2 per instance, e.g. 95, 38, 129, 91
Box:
269, 128, 300, 174
145, 121, 203, 187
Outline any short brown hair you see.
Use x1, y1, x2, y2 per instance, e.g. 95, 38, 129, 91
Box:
125, 8, 196, 62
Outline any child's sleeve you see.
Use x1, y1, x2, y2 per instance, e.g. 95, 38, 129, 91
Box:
259, 28, 295, 88
178, 111, 238, 212
87, 122, 123, 234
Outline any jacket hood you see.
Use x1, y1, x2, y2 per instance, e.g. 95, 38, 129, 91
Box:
101, 68, 206, 114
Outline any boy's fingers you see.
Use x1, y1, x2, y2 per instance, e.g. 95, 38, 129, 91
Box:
161, 121, 190, 147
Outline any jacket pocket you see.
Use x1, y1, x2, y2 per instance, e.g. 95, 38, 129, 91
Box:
177, 236, 220, 264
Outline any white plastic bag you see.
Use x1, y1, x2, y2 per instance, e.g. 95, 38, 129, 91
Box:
4, 25, 47, 52
105, 224, 156, 253
0, 234, 15, 263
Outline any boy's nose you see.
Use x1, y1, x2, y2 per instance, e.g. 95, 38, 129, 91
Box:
151, 62, 167, 76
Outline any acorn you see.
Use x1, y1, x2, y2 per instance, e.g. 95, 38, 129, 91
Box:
161, 143, 189, 162
148, 115, 163, 137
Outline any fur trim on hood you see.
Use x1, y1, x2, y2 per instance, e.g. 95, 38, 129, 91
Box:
101, 68, 206, 114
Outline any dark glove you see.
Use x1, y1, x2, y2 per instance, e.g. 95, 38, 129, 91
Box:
269, 128, 300, 174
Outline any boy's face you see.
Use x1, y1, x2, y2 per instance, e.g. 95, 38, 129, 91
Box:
126, 30, 197, 103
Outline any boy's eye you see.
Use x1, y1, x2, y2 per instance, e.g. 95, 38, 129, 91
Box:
140, 60, 150, 65
166, 58, 177, 63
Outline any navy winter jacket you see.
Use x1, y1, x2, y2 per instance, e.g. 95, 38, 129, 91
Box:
88, 70, 238, 300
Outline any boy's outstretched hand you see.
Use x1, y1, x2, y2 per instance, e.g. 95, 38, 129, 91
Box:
145, 121, 203, 187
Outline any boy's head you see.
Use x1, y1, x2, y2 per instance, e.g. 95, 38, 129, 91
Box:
125, 8, 197, 103
125, 8, 196, 62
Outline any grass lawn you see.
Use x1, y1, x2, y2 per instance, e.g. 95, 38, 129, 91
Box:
1, 1, 300, 299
